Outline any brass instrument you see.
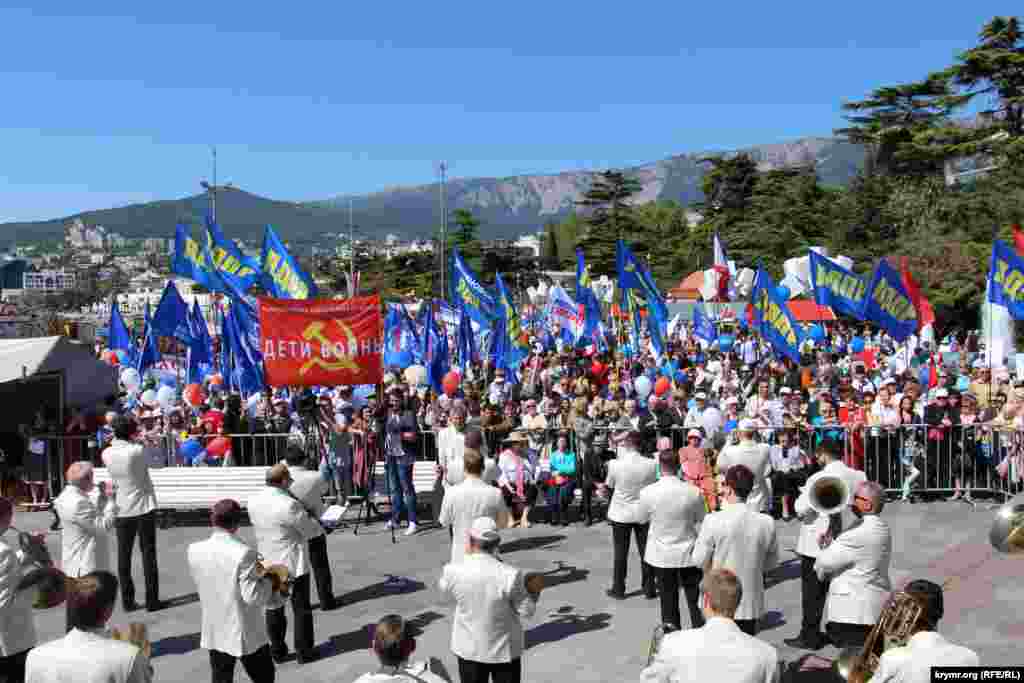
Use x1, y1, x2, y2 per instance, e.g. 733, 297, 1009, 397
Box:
110, 622, 152, 659
524, 572, 544, 596
833, 592, 924, 683
990, 493, 1024, 555
807, 475, 851, 517
11, 527, 69, 609
254, 560, 293, 597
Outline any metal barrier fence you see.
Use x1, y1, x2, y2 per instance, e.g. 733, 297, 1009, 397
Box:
7, 423, 1023, 505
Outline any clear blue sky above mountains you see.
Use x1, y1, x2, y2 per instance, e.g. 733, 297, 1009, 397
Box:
0, 2, 1014, 223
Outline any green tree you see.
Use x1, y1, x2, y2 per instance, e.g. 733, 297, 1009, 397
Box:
450, 208, 481, 255
575, 170, 643, 275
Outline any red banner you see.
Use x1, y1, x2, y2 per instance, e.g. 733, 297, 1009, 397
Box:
259, 295, 383, 387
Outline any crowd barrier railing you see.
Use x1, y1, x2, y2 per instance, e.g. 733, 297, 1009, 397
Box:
11, 423, 1023, 506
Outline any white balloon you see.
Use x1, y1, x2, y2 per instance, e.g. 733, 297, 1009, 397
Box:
404, 364, 427, 387
140, 389, 158, 406
634, 375, 652, 399
120, 368, 141, 391
156, 385, 175, 408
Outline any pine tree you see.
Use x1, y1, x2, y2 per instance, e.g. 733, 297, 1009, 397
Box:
575, 170, 643, 275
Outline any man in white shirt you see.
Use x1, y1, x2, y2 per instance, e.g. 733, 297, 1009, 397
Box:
715, 419, 772, 513
785, 437, 867, 651
638, 449, 706, 630
873, 579, 979, 683
601, 428, 658, 600
692, 465, 778, 636
439, 517, 538, 683
248, 463, 325, 665
439, 449, 509, 565
55, 462, 117, 579
284, 446, 337, 611
642, 568, 779, 683
25, 571, 151, 683
0, 497, 40, 683
102, 415, 161, 613
188, 499, 276, 683
816, 481, 892, 649
351, 615, 448, 683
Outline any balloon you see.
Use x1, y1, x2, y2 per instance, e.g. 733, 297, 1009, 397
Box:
209, 374, 224, 387
114, 349, 128, 363
159, 376, 176, 388
179, 438, 203, 461
140, 389, 157, 406
654, 377, 671, 397
404, 365, 427, 387
674, 370, 687, 384
183, 383, 207, 408
851, 337, 865, 354
105, 352, 120, 367
206, 437, 231, 458
718, 334, 735, 352
120, 368, 141, 392
442, 371, 461, 397
776, 285, 791, 301
634, 375, 652, 399
156, 385, 175, 408
591, 361, 606, 377
809, 325, 826, 343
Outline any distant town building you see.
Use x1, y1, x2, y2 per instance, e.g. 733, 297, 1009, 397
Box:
23, 269, 75, 291
514, 234, 542, 258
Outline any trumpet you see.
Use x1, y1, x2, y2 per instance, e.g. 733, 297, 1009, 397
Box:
990, 493, 1024, 555
254, 561, 293, 597
11, 526, 69, 609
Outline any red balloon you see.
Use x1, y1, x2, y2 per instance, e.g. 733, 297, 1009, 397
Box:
183, 383, 207, 407
206, 436, 231, 458
654, 377, 671, 397
103, 350, 120, 367
442, 371, 461, 397
208, 374, 224, 387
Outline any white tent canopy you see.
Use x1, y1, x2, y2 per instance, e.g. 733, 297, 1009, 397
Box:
0, 336, 118, 409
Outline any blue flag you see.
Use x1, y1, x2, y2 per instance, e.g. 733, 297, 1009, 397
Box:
693, 304, 718, 343
206, 220, 261, 294
423, 301, 449, 393
219, 303, 233, 383
137, 301, 161, 375
576, 249, 603, 340
449, 247, 496, 326
150, 281, 195, 346
809, 250, 867, 320
186, 301, 213, 384
108, 300, 136, 365
616, 240, 668, 325
750, 268, 804, 363
493, 273, 529, 381
172, 224, 235, 294
457, 305, 477, 372
384, 304, 419, 368
225, 304, 264, 395
860, 259, 918, 343
260, 224, 317, 299
987, 240, 1024, 320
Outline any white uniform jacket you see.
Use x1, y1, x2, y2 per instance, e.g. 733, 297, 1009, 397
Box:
692, 502, 779, 621
287, 464, 328, 530
25, 628, 151, 683
873, 631, 979, 683
637, 477, 705, 569
438, 553, 537, 664
605, 449, 658, 524
715, 440, 772, 513
103, 439, 158, 518
187, 529, 273, 657
642, 616, 779, 683
438, 478, 507, 565
351, 661, 449, 683
54, 485, 117, 577
815, 514, 892, 626
247, 486, 324, 577
794, 461, 867, 558
0, 533, 37, 657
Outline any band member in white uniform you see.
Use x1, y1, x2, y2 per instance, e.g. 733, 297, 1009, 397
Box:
692, 465, 778, 636
715, 419, 772, 513
283, 447, 338, 611
188, 499, 277, 683
54, 462, 117, 579
0, 497, 40, 683
815, 481, 892, 649
642, 568, 779, 683
873, 579, 979, 683
439, 449, 509, 565
351, 615, 448, 683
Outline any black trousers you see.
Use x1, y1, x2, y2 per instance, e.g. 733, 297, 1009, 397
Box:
826, 622, 872, 649
735, 618, 758, 636
115, 511, 159, 608
266, 574, 313, 657
799, 554, 830, 640
209, 645, 275, 683
308, 535, 334, 607
0, 648, 29, 683
457, 657, 521, 683
610, 521, 652, 595
655, 566, 704, 629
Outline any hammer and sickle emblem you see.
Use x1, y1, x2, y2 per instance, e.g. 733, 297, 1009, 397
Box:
299, 320, 360, 375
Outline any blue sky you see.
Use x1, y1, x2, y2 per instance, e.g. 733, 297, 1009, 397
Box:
0, 2, 1015, 223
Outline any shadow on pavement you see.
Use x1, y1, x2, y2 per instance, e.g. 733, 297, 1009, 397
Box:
761, 610, 787, 631
765, 559, 802, 589
499, 535, 567, 555
340, 576, 427, 608
540, 563, 590, 590
782, 653, 839, 683
525, 609, 612, 649
164, 593, 200, 609
321, 610, 447, 661
151, 632, 201, 658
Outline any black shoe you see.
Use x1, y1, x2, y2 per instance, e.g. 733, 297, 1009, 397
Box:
145, 600, 167, 613
584, 518, 593, 527
784, 635, 825, 651
123, 601, 141, 613
321, 598, 341, 611
270, 649, 290, 664
605, 588, 626, 600
295, 649, 317, 665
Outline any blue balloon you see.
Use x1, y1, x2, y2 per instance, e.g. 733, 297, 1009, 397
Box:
674, 370, 687, 384
718, 334, 735, 352
160, 376, 177, 388
114, 349, 128, 363
776, 285, 791, 301
646, 368, 657, 381
179, 439, 203, 460
810, 325, 826, 342
851, 337, 865, 354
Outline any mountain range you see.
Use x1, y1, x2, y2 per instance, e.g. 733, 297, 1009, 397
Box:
1, 136, 865, 246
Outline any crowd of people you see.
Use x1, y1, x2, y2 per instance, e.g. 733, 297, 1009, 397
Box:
0, 318, 1011, 682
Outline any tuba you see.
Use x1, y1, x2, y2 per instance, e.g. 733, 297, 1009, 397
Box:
990, 493, 1024, 555
833, 592, 924, 683
11, 527, 69, 609
254, 560, 293, 597
807, 475, 851, 517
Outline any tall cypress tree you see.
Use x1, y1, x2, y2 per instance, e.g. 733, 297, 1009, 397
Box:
575, 170, 642, 275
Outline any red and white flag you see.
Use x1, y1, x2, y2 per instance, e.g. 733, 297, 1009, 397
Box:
712, 232, 734, 301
